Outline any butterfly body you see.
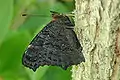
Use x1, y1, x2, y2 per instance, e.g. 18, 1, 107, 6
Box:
22, 11, 85, 71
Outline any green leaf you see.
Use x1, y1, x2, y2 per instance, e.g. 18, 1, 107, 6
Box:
24, 66, 49, 80
0, 30, 31, 80
0, 0, 13, 45
41, 66, 72, 80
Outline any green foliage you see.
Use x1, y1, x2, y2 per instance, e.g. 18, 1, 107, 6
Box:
0, 0, 74, 80
0, 0, 13, 45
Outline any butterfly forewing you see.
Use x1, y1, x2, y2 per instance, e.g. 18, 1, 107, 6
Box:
22, 13, 85, 71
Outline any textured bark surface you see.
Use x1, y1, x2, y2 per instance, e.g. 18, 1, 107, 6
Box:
72, 0, 120, 80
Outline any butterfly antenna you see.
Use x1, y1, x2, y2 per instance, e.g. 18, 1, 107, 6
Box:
22, 13, 27, 16
21, 13, 50, 17
50, 11, 59, 14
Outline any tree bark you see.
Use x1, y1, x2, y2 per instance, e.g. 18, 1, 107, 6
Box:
72, 0, 120, 80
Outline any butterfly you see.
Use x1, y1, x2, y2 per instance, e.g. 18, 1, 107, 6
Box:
22, 11, 85, 71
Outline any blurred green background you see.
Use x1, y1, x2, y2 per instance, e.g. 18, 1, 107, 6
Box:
0, 0, 75, 80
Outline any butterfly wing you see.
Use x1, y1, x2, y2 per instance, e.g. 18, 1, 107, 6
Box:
22, 17, 85, 71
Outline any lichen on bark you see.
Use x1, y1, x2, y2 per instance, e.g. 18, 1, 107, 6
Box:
72, 0, 120, 80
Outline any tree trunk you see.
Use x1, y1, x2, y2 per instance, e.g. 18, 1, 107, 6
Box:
72, 0, 120, 80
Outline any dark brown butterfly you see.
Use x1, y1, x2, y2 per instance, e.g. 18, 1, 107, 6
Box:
22, 11, 85, 72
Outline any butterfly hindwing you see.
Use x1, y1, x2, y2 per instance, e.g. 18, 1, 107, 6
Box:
22, 13, 85, 71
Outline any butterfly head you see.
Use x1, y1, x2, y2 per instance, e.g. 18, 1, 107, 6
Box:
50, 11, 75, 26
50, 11, 65, 20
